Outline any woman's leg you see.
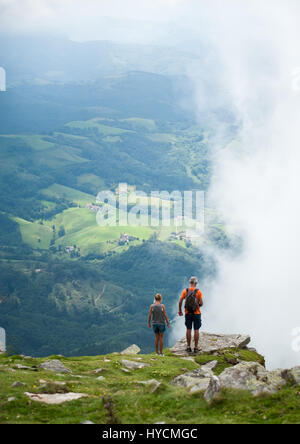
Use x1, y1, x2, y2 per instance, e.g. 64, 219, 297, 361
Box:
155, 333, 160, 353
159, 333, 164, 354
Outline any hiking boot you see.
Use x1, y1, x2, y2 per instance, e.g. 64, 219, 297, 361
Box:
186, 347, 192, 353
194, 348, 199, 354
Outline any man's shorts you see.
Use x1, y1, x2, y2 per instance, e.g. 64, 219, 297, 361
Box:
152, 324, 166, 334
185, 314, 202, 331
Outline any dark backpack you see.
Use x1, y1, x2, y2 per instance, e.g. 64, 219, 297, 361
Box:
184, 288, 199, 314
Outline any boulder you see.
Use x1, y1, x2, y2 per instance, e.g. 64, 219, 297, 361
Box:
120, 360, 150, 370
25, 392, 88, 405
189, 379, 211, 393
204, 376, 221, 403
219, 361, 287, 396
172, 367, 214, 391
121, 345, 141, 355
39, 360, 71, 374
170, 332, 251, 356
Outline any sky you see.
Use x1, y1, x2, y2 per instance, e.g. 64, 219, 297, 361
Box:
0, 0, 193, 42
1, 0, 300, 368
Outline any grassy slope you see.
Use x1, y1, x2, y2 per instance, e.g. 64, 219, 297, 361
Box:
0, 349, 299, 425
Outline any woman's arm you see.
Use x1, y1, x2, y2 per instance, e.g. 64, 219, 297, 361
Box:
148, 306, 153, 328
162, 305, 170, 328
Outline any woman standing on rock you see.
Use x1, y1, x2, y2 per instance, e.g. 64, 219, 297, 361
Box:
148, 294, 170, 356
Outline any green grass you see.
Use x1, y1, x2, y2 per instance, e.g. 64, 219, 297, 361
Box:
0, 351, 299, 424
120, 118, 157, 132
41, 184, 94, 207
0, 135, 54, 151
65, 119, 133, 135
13, 217, 52, 249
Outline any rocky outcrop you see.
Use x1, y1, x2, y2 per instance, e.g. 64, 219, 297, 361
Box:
218, 361, 287, 396
171, 332, 251, 356
281, 366, 300, 385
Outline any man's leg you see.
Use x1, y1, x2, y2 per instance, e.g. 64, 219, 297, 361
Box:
186, 329, 192, 347
185, 314, 192, 350
194, 329, 199, 349
194, 315, 202, 351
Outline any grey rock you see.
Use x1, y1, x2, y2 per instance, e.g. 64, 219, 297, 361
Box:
281, 366, 300, 385
121, 344, 141, 355
96, 376, 105, 381
219, 361, 286, 396
201, 361, 218, 371
14, 364, 38, 371
181, 357, 195, 363
93, 368, 103, 374
121, 368, 131, 373
25, 392, 88, 404
189, 378, 211, 393
81, 420, 95, 424
120, 360, 150, 370
172, 367, 214, 390
171, 332, 251, 356
290, 367, 300, 384
204, 376, 221, 403
137, 379, 161, 393
39, 360, 71, 374
8, 397, 16, 402
11, 381, 26, 388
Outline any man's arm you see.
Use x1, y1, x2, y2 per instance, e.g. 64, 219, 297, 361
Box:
178, 289, 186, 316
198, 290, 204, 307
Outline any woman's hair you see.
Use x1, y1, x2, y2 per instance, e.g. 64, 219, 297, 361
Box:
154, 293, 162, 302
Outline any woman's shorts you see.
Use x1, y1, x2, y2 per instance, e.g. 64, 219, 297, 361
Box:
152, 324, 166, 334
185, 314, 202, 331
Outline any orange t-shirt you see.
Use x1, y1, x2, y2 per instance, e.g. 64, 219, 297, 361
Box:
180, 287, 203, 315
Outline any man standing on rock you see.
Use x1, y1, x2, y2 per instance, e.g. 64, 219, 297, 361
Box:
178, 276, 203, 353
